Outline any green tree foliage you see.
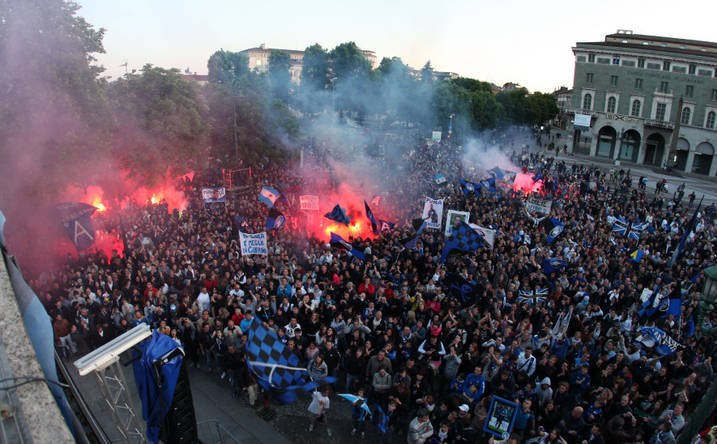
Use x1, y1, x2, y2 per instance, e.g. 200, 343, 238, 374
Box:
207, 49, 251, 87
300, 44, 330, 91
329, 42, 371, 82
0, 0, 111, 193
268, 50, 292, 102
496, 87, 558, 126
108, 65, 209, 181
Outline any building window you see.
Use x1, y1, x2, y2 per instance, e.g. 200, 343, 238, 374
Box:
686, 85, 694, 97
610, 75, 618, 87
656, 103, 667, 121
681, 107, 691, 125
698, 69, 712, 77
712, 89, 717, 101
663, 61, 671, 71
631, 100, 641, 117
635, 78, 643, 89
647, 62, 661, 70
659, 81, 669, 93
577, 55, 587, 63
588, 54, 595, 63
612, 57, 620, 65
607, 96, 617, 113
689, 64, 696, 74
583, 93, 592, 110
586, 73, 594, 83
638, 57, 645, 68
707, 111, 716, 129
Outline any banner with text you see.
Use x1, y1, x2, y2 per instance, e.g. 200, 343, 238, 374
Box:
525, 197, 552, 215
239, 232, 268, 256
202, 187, 226, 204
299, 195, 319, 211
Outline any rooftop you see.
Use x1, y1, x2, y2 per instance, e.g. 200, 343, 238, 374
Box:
576, 31, 717, 60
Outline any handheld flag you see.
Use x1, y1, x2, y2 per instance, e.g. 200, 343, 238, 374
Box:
517, 289, 547, 305
378, 219, 395, 232
266, 208, 286, 231
630, 249, 644, 263
459, 178, 481, 195
542, 258, 568, 275
612, 216, 628, 236
434, 173, 447, 185
325, 204, 351, 226
330, 233, 365, 261
488, 167, 505, 180
544, 218, 564, 244
480, 177, 496, 193
638, 326, 681, 356
337, 394, 372, 416
668, 197, 702, 267
245, 318, 336, 403
364, 201, 378, 234
56, 202, 97, 250
259, 186, 280, 208
628, 220, 649, 240
439, 221, 483, 263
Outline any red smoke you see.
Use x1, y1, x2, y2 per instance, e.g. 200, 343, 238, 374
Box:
513, 172, 543, 195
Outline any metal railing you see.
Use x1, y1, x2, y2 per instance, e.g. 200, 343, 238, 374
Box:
197, 420, 242, 444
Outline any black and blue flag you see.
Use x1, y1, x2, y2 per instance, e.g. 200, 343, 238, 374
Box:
245, 318, 336, 403
364, 200, 378, 234
266, 208, 286, 231
330, 233, 366, 261
544, 218, 564, 244
324, 204, 351, 226
542, 257, 568, 274
439, 221, 483, 263
56, 202, 96, 251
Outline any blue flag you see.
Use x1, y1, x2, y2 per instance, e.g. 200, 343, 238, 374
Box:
517, 289, 547, 305
612, 216, 628, 236
489, 167, 505, 180
364, 201, 378, 234
630, 249, 644, 263
545, 219, 564, 244
480, 177, 496, 193
330, 233, 366, 260
439, 221, 483, 263
245, 318, 335, 403
459, 178, 481, 195
434, 173, 447, 184
56, 202, 97, 250
665, 298, 682, 318
377, 219, 395, 232
543, 257, 568, 274
324, 204, 351, 226
628, 220, 649, 240
266, 208, 286, 230
668, 197, 702, 267
258, 186, 280, 208
638, 326, 681, 356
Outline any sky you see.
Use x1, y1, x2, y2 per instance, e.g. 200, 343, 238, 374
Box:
78, 0, 717, 93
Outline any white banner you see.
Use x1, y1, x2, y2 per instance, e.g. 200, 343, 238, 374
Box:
202, 187, 226, 203
469, 224, 496, 249
422, 198, 444, 230
431, 131, 442, 143
525, 197, 552, 215
239, 232, 268, 256
299, 195, 319, 211
445, 210, 470, 236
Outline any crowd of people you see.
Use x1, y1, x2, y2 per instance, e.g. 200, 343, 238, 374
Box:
38, 136, 717, 444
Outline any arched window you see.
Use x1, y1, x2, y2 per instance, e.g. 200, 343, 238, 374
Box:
583, 93, 592, 110
681, 107, 691, 125
607, 96, 616, 113
631, 100, 641, 117
707, 111, 716, 129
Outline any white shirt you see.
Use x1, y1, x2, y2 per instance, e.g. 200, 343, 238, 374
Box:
308, 391, 330, 415
197, 291, 210, 311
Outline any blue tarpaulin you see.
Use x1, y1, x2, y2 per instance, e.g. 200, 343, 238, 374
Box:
132, 331, 184, 443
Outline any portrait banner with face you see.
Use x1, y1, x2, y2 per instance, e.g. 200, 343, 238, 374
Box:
422, 198, 444, 230
444, 210, 470, 236
202, 187, 226, 204
483, 396, 519, 440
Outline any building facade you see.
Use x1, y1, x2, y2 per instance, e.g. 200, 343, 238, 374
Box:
567, 31, 717, 176
239, 44, 377, 85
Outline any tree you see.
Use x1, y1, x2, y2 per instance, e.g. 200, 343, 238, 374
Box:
420, 61, 434, 84
108, 65, 209, 181
300, 44, 330, 91
268, 50, 291, 102
207, 50, 251, 88
329, 42, 371, 83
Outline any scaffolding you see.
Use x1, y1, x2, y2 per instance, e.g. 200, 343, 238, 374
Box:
74, 324, 152, 444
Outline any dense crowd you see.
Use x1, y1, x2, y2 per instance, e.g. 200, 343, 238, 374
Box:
37, 136, 717, 444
